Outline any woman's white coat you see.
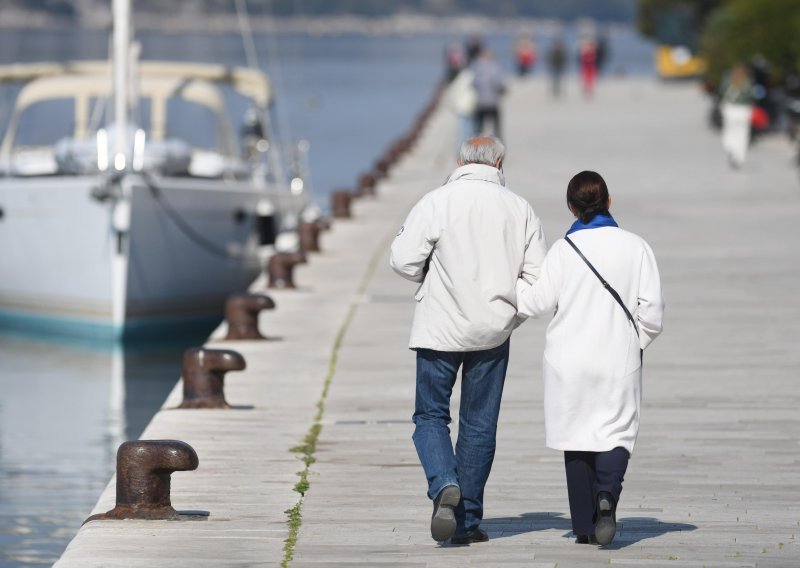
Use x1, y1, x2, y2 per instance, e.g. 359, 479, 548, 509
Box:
516, 226, 664, 454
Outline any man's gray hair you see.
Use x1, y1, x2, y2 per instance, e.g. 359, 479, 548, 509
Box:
458, 136, 505, 167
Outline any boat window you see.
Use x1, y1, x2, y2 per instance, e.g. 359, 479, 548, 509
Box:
0, 85, 23, 139
225, 88, 251, 157
165, 98, 217, 150
14, 98, 74, 147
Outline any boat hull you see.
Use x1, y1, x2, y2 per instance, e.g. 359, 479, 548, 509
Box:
0, 174, 284, 339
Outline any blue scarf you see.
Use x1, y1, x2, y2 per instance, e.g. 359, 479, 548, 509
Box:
566, 213, 618, 236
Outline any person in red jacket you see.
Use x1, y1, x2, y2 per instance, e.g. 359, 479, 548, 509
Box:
515, 35, 537, 76
579, 37, 598, 97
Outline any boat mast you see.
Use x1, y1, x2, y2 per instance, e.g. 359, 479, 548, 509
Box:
110, 0, 133, 334
112, 0, 130, 171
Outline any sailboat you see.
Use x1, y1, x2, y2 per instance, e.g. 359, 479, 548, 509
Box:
0, 0, 314, 339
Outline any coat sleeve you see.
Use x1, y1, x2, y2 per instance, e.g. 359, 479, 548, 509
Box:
519, 205, 548, 285
389, 194, 438, 283
637, 241, 665, 350
516, 241, 561, 318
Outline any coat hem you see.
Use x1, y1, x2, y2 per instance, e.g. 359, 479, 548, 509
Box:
408, 334, 511, 353
546, 441, 635, 454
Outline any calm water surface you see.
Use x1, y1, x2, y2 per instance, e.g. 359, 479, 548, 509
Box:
0, 27, 654, 565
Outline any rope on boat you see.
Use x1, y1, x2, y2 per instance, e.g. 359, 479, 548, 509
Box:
140, 172, 264, 268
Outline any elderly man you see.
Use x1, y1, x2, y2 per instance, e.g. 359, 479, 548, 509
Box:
390, 136, 547, 544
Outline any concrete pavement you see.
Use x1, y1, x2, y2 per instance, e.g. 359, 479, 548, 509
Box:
291, 77, 800, 567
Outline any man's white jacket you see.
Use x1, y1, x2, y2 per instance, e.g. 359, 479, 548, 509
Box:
390, 163, 547, 351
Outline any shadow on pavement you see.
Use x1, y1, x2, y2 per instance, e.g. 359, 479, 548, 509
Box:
480, 512, 697, 548
600, 517, 698, 549
481, 511, 572, 540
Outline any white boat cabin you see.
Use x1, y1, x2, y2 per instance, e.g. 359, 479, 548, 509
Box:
0, 61, 273, 179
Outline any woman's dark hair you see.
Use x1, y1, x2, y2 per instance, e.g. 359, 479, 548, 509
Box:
567, 170, 610, 224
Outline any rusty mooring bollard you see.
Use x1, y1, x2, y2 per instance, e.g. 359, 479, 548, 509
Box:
357, 172, 377, 197
268, 252, 307, 288
375, 157, 392, 176
331, 190, 353, 218
85, 440, 199, 522
394, 136, 412, 155
225, 292, 275, 340
179, 347, 246, 408
384, 147, 400, 165
298, 221, 322, 253
316, 217, 332, 232
410, 121, 424, 141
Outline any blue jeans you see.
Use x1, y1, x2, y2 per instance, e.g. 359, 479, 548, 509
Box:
412, 339, 510, 536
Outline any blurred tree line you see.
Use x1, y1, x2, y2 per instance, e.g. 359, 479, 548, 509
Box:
8, 0, 638, 22
252, 0, 637, 20
701, 0, 800, 84
638, 0, 800, 84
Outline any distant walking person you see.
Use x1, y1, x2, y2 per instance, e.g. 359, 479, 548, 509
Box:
390, 136, 547, 544
471, 50, 507, 139
578, 37, 598, 97
444, 41, 465, 83
595, 30, 610, 76
720, 63, 754, 169
465, 33, 484, 65
515, 35, 537, 76
548, 38, 567, 97
547, 37, 567, 97
447, 67, 478, 148
516, 171, 664, 546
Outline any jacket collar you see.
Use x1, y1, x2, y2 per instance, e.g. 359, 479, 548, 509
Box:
446, 163, 506, 187
566, 213, 619, 236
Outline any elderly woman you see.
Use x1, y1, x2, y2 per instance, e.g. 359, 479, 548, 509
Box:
516, 171, 664, 545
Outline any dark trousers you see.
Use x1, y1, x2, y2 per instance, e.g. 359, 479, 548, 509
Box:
474, 106, 501, 140
564, 447, 630, 535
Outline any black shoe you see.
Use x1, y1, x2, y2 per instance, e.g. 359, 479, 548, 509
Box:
576, 534, 598, 545
595, 491, 617, 545
450, 527, 489, 545
431, 485, 460, 542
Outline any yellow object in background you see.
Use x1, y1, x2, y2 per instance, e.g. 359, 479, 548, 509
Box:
655, 45, 706, 79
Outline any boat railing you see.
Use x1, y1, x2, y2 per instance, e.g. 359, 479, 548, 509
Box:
0, 62, 279, 182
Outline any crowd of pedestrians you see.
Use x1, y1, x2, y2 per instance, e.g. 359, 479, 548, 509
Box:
445, 32, 611, 149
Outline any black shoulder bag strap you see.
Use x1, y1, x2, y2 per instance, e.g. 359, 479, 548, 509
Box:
564, 235, 639, 339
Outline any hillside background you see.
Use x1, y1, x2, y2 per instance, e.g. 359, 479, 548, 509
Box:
4, 0, 638, 24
